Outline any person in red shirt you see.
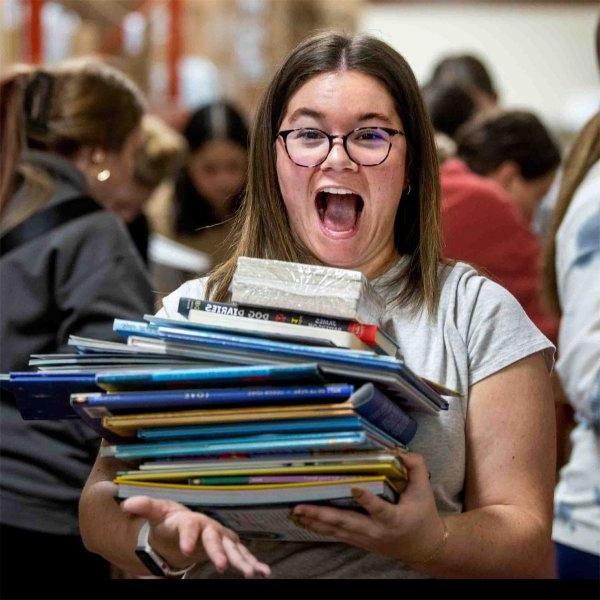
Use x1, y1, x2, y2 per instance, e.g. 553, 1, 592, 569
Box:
440, 158, 558, 342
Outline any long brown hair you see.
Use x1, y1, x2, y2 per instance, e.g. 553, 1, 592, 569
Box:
207, 31, 441, 314
542, 111, 600, 316
0, 58, 145, 213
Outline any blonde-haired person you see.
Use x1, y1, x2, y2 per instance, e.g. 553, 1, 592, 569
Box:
98, 114, 187, 264
80, 32, 555, 579
0, 59, 154, 590
543, 111, 600, 579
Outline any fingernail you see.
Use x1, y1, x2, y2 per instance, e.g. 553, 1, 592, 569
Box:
351, 487, 363, 499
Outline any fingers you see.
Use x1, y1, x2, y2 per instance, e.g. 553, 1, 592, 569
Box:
121, 495, 183, 525
221, 537, 271, 579
399, 452, 433, 488
201, 525, 229, 573
236, 543, 271, 578
350, 487, 398, 524
292, 503, 372, 540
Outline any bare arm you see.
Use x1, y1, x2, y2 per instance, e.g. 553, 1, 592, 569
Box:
79, 444, 271, 578
427, 351, 556, 577
291, 352, 556, 577
79, 450, 150, 575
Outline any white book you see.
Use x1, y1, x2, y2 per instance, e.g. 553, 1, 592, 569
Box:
185, 308, 374, 352
231, 257, 386, 324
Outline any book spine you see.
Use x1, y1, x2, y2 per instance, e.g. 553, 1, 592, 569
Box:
178, 297, 360, 331
351, 385, 418, 446
88, 384, 354, 409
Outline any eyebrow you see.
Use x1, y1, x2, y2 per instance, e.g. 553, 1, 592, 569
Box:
287, 108, 393, 125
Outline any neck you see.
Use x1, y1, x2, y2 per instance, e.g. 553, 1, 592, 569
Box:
356, 247, 400, 280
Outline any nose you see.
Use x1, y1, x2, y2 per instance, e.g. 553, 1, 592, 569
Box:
320, 138, 358, 172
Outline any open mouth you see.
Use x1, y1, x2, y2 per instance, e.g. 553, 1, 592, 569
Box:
315, 188, 364, 234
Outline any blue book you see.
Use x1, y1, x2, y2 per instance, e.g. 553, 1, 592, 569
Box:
75, 383, 354, 411
100, 430, 385, 460
95, 362, 326, 391
134, 382, 417, 446
138, 415, 364, 441
70, 382, 354, 443
113, 319, 402, 372
6, 372, 100, 420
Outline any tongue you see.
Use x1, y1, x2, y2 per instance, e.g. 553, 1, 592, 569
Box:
322, 194, 359, 231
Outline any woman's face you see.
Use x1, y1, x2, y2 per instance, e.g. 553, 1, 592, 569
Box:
275, 70, 408, 279
188, 139, 247, 210
85, 125, 145, 217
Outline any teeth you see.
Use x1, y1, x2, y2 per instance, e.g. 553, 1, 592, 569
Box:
321, 187, 357, 195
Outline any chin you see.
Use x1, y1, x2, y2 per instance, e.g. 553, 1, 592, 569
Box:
311, 242, 364, 271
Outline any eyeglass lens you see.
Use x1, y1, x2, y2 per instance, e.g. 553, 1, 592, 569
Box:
285, 128, 393, 167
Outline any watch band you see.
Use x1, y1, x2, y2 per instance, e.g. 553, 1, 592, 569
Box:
135, 520, 191, 578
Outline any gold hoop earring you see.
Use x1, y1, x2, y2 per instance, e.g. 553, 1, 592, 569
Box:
97, 169, 111, 182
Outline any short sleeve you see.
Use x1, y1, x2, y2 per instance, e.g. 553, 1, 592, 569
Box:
453, 268, 555, 387
156, 278, 207, 319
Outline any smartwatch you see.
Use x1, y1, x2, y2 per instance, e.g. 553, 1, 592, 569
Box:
135, 520, 191, 578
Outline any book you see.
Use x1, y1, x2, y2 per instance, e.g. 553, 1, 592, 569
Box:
230, 257, 386, 324
135, 450, 407, 472
123, 336, 450, 414
116, 457, 407, 483
93, 382, 416, 445
116, 475, 398, 508
101, 404, 357, 437
95, 362, 327, 392
6, 372, 100, 420
157, 310, 374, 352
177, 297, 400, 357
72, 383, 355, 411
100, 430, 395, 460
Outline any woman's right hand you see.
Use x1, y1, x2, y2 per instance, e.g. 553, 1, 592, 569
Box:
121, 495, 271, 578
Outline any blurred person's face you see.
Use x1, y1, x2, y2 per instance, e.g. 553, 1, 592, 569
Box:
79, 126, 145, 216
103, 181, 153, 223
187, 139, 247, 211
275, 70, 408, 279
491, 163, 556, 224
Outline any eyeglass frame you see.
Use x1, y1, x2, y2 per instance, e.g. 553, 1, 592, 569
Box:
277, 126, 405, 168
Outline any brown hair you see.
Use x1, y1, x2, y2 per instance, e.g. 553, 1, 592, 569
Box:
134, 115, 187, 189
542, 111, 600, 316
455, 110, 561, 181
207, 31, 442, 314
0, 58, 145, 212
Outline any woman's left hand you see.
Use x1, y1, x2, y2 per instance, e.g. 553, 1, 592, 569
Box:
290, 452, 446, 565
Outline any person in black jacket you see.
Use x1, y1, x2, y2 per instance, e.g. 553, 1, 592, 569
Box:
0, 58, 154, 590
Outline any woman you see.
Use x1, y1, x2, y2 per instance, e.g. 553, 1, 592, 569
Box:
100, 114, 187, 264
146, 101, 249, 294
543, 111, 600, 579
80, 32, 556, 579
0, 59, 154, 586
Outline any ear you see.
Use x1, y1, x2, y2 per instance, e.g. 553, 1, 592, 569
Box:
73, 146, 105, 171
490, 160, 520, 190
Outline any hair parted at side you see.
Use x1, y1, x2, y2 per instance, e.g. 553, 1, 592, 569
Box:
0, 57, 145, 212
206, 30, 442, 314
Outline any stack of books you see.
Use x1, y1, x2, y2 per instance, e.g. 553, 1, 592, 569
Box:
3, 258, 457, 541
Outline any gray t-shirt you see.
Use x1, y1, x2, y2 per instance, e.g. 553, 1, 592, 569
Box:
157, 260, 554, 578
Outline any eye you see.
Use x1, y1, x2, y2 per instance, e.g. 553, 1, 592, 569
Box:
352, 128, 387, 142
294, 128, 326, 141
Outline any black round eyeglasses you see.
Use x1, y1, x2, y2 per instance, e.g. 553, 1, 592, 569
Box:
277, 126, 405, 168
